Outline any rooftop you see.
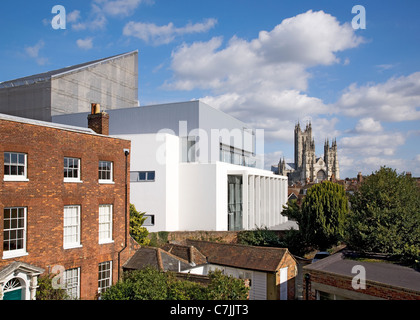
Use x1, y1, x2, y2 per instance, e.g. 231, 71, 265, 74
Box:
0, 112, 126, 140
304, 250, 420, 293
0, 51, 137, 89
123, 247, 195, 272
186, 240, 294, 272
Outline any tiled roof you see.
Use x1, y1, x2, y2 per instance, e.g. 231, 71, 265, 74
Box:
186, 240, 291, 272
123, 247, 192, 272
161, 243, 208, 266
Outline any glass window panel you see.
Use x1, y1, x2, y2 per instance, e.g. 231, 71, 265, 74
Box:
4, 153, 10, 163
147, 171, 155, 181
17, 166, 24, 176
11, 153, 17, 164
139, 172, 146, 180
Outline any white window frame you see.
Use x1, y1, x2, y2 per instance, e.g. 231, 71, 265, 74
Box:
3, 152, 29, 182
63, 205, 82, 249
130, 171, 155, 182
64, 157, 82, 183
64, 267, 80, 300
98, 161, 114, 184
98, 261, 112, 294
98, 204, 113, 244
2, 207, 28, 259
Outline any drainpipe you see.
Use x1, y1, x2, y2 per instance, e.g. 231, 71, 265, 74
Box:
304, 273, 310, 300
118, 148, 130, 280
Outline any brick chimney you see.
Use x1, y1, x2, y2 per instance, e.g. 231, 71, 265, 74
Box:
88, 103, 109, 135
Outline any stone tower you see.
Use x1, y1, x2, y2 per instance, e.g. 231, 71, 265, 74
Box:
324, 138, 340, 181
277, 121, 340, 184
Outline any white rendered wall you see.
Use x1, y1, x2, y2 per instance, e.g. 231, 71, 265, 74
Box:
115, 133, 179, 232
178, 161, 288, 231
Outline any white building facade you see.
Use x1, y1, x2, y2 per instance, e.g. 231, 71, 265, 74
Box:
53, 101, 288, 232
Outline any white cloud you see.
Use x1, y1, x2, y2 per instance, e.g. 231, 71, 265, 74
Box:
163, 10, 363, 144
76, 37, 93, 50
123, 18, 217, 45
354, 117, 383, 133
67, 10, 81, 23
340, 132, 405, 157
336, 72, 420, 121
25, 40, 48, 65
94, 0, 151, 17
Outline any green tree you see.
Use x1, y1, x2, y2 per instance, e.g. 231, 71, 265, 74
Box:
284, 181, 349, 250
35, 274, 68, 300
101, 267, 168, 300
346, 167, 420, 264
237, 227, 281, 247
129, 204, 150, 246
100, 267, 249, 300
205, 270, 249, 300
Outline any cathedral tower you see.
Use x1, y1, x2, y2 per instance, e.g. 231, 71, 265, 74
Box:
280, 121, 340, 184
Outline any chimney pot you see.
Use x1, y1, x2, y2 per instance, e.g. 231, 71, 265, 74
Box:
91, 103, 101, 114
88, 103, 109, 135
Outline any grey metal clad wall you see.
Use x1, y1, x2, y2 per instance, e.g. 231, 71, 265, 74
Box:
0, 80, 52, 121
0, 51, 138, 121
51, 52, 138, 116
107, 101, 200, 135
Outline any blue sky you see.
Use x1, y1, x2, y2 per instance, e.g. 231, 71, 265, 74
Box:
1, 0, 420, 178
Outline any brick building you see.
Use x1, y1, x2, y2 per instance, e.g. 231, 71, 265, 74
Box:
303, 250, 420, 300
0, 108, 137, 300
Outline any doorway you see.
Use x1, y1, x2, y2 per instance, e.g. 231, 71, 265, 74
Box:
228, 175, 243, 231
3, 278, 23, 300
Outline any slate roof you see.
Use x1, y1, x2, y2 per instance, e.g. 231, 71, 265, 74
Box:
0, 112, 96, 135
185, 240, 294, 273
304, 250, 420, 293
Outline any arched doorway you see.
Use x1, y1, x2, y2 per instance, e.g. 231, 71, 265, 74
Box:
3, 278, 23, 300
316, 170, 326, 182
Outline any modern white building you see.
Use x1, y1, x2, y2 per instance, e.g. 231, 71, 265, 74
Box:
53, 100, 289, 232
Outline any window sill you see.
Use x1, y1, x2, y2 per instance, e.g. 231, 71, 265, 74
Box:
64, 179, 83, 183
63, 244, 83, 250
3, 177, 29, 182
99, 240, 114, 245
2, 250, 29, 259
99, 180, 115, 185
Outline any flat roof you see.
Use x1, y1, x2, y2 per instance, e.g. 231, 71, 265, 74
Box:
304, 250, 420, 293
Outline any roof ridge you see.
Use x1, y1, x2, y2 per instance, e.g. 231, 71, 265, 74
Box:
187, 239, 287, 251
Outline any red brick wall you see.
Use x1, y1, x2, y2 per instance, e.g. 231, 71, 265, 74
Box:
0, 119, 133, 299
303, 270, 420, 300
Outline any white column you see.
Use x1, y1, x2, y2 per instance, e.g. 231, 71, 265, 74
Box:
242, 173, 248, 230
255, 176, 260, 227
249, 175, 255, 229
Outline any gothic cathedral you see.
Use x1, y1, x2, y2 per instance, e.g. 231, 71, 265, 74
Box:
278, 121, 340, 185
